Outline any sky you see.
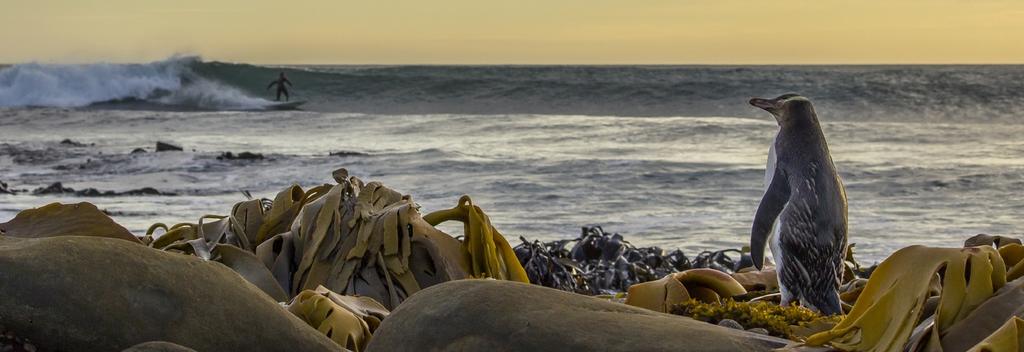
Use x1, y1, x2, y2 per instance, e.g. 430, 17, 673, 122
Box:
0, 0, 1022, 64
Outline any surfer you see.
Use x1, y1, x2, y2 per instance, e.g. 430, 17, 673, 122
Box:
266, 72, 293, 101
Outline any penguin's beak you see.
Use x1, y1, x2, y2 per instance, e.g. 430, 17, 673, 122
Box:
750, 97, 783, 121
749, 97, 778, 112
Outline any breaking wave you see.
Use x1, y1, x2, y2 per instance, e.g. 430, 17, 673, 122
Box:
0, 56, 271, 110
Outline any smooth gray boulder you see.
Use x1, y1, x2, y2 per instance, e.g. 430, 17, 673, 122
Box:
122, 341, 198, 352
367, 279, 792, 352
0, 236, 341, 352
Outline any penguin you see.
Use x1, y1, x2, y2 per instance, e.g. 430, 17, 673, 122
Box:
749, 93, 848, 315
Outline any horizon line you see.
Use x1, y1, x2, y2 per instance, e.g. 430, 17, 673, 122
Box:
3, 60, 1024, 67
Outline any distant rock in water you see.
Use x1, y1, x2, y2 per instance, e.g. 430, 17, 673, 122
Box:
155, 141, 182, 152
0, 180, 14, 194
32, 182, 75, 195
59, 138, 92, 147
76, 187, 168, 197
32, 182, 174, 196
329, 150, 368, 157
217, 151, 264, 160
130, 148, 147, 154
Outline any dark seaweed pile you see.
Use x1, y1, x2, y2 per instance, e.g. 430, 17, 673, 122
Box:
514, 226, 754, 295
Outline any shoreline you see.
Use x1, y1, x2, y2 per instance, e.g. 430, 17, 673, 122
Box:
2, 168, 1019, 351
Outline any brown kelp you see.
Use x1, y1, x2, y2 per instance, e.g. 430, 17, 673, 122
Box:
287, 286, 389, 352
144, 168, 528, 312
625, 268, 748, 312
806, 245, 1007, 351
514, 226, 701, 295
423, 195, 529, 282
284, 171, 469, 309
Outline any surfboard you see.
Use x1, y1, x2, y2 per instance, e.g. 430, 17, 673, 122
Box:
265, 100, 307, 110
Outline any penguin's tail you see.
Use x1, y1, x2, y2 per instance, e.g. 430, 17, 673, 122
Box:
807, 291, 843, 316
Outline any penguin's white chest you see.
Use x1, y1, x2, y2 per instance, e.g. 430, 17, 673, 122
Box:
764, 132, 778, 189
765, 130, 786, 267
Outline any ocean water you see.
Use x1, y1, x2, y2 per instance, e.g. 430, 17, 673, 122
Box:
2, 57, 1024, 262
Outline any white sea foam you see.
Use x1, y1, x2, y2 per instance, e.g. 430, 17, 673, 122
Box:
0, 56, 268, 109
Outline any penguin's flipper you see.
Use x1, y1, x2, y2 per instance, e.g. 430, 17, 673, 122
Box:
751, 167, 790, 270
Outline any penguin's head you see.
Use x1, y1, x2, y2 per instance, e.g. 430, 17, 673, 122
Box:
749, 93, 816, 125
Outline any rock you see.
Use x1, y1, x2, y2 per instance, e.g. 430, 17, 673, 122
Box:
32, 182, 74, 195
217, 152, 264, 160
747, 328, 770, 336
30, 183, 172, 197
73, 188, 107, 197
0, 181, 12, 195
122, 341, 198, 352
965, 233, 1022, 248
0, 236, 339, 352
329, 151, 368, 157
155, 141, 183, 152
59, 139, 91, 147
119, 187, 168, 196
131, 148, 147, 154
718, 319, 744, 330
0, 202, 140, 243
367, 280, 791, 352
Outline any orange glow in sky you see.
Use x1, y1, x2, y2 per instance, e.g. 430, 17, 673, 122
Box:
1, 0, 1022, 64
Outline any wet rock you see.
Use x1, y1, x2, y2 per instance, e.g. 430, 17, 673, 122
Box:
0, 236, 339, 352
747, 328, 770, 336
30, 183, 173, 197
217, 152, 264, 161
155, 141, 183, 152
120, 187, 168, 196
78, 187, 169, 197
131, 148, 147, 154
965, 233, 1022, 248
59, 139, 92, 147
32, 182, 74, 195
0, 181, 13, 195
73, 188, 113, 197
329, 150, 368, 157
122, 341, 198, 352
718, 319, 744, 330
367, 279, 791, 352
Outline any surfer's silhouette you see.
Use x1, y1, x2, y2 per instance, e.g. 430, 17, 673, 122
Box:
266, 72, 293, 101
